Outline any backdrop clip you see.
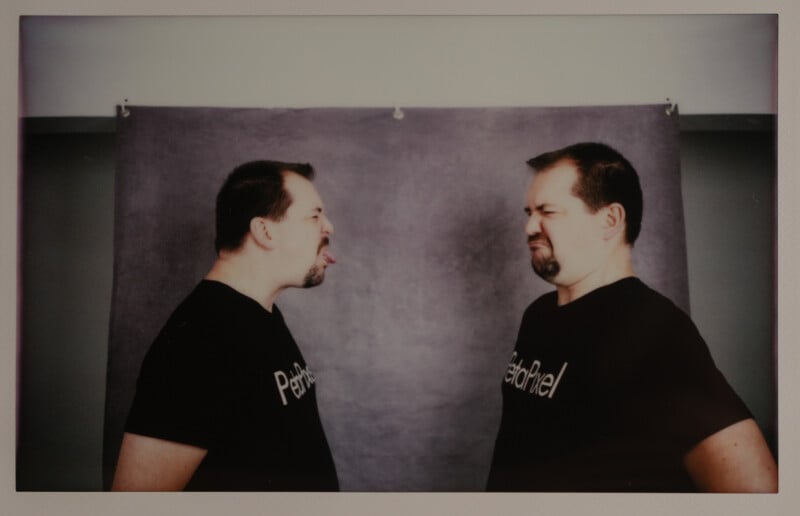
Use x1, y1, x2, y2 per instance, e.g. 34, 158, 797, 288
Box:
665, 98, 677, 116
119, 99, 131, 118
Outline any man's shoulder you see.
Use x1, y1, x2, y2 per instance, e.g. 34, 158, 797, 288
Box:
623, 279, 692, 322
612, 279, 704, 349
151, 281, 249, 350
161, 282, 227, 328
142, 283, 266, 377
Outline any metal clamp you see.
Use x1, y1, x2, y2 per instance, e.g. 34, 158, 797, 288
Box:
119, 98, 131, 118
665, 98, 677, 116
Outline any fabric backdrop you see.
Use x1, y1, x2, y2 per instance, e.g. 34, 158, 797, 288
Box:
104, 104, 685, 490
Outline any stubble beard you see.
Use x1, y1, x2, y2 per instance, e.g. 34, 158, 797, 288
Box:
530, 239, 560, 281
302, 237, 330, 288
302, 264, 325, 288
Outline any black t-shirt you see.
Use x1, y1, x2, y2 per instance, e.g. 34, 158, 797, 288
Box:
125, 280, 339, 491
486, 277, 751, 492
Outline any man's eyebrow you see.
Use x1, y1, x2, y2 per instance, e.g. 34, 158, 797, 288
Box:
525, 203, 558, 214
525, 204, 551, 213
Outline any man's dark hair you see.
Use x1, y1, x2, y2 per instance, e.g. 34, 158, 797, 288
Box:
214, 160, 315, 253
527, 142, 643, 245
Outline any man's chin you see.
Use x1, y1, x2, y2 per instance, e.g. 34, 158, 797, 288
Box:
302, 267, 326, 288
531, 260, 560, 282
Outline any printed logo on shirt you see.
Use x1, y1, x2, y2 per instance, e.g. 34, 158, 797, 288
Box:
503, 351, 568, 398
274, 362, 316, 406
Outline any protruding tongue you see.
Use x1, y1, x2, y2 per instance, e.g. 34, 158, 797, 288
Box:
323, 249, 337, 264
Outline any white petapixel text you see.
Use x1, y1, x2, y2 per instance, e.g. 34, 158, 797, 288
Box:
273, 362, 316, 406
504, 351, 568, 398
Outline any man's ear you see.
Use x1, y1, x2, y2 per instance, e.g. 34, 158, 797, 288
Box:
249, 216, 277, 250
601, 203, 627, 241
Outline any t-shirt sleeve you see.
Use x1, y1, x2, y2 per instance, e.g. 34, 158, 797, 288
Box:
646, 309, 752, 453
124, 327, 223, 449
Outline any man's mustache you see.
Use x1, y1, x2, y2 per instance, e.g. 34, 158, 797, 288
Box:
318, 237, 331, 253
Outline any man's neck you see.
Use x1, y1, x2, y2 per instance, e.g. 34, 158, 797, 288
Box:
205, 253, 283, 312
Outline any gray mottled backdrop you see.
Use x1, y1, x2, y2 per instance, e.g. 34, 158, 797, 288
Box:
103, 105, 684, 491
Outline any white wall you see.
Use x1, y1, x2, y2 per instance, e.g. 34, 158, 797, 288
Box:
20, 15, 776, 117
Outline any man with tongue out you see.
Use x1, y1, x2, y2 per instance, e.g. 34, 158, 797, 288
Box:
113, 161, 339, 491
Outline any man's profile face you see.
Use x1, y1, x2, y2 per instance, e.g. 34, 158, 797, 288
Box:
524, 160, 606, 287
272, 172, 336, 288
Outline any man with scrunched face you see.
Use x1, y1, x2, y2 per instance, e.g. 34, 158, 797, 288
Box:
487, 143, 777, 492
113, 161, 339, 491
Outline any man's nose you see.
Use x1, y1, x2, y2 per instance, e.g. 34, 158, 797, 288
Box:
322, 215, 334, 236
525, 213, 542, 236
